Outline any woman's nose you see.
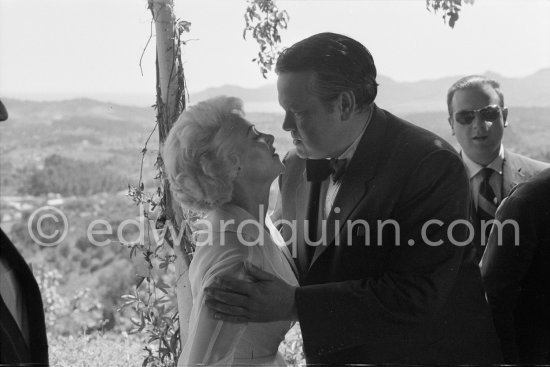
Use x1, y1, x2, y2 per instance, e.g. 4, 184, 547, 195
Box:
265, 133, 275, 146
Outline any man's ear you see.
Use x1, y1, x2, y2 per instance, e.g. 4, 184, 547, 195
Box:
448, 116, 455, 135
339, 91, 355, 121
502, 107, 509, 127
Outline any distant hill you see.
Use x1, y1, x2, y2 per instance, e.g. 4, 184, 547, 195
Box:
2, 97, 155, 126
1, 97, 548, 176
190, 84, 277, 105
1, 79, 548, 191
0, 98, 158, 196
190, 68, 550, 113
377, 68, 550, 113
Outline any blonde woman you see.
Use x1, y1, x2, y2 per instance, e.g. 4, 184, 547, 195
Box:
163, 96, 297, 366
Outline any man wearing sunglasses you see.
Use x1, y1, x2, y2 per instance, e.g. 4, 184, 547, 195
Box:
447, 75, 550, 262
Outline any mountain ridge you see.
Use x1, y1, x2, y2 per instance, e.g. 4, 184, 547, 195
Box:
2, 68, 548, 118
190, 68, 550, 113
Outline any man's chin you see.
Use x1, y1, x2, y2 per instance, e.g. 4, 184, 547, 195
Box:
294, 143, 324, 159
295, 146, 308, 159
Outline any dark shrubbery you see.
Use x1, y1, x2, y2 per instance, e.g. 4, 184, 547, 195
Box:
19, 154, 126, 196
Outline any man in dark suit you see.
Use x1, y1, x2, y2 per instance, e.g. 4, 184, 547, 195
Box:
481, 168, 550, 364
1, 99, 49, 365
1, 229, 49, 365
204, 33, 502, 364
447, 76, 550, 262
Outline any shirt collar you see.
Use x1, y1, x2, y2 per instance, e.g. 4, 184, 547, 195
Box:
462, 145, 505, 179
336, 107, 373, 163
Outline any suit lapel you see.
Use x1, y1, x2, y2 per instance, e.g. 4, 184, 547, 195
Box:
309, 105, 388, 268
502, 150, 525, 197
0, 295, 30, 362
279, 243, 299, 280
0, 230, 48, 363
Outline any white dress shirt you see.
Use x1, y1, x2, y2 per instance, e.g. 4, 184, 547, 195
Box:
323, 109, 373, 218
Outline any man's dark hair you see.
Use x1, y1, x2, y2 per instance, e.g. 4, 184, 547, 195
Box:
447, 75, 505, 115
275, 32, 378, 111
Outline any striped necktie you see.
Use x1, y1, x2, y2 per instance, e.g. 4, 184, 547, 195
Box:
477, 167, 498, 240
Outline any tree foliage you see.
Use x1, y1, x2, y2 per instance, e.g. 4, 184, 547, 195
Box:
244, 0, 289, 78
426, 0, 475, 28
244, 0, 474, 77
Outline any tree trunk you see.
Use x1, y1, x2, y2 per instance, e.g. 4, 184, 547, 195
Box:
149, 0, 192, 352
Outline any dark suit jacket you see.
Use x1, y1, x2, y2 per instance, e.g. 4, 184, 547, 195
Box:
0, 228, 49, 365
481, 168, 550, 364
467, 150, 550, 263
277, 105, 502, 364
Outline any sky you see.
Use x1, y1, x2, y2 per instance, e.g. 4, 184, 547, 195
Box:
1, 0, 549, 106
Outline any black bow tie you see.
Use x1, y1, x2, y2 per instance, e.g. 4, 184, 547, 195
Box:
306, 158, 347, 183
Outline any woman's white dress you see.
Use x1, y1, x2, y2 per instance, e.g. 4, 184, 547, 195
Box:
178, 204, 299, 366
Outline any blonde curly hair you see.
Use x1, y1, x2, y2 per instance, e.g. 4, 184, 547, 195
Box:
162, 96, 245, 212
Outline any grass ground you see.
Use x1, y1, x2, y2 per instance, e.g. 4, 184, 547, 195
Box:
49, 324, 305, 366
49, 332, 147, 367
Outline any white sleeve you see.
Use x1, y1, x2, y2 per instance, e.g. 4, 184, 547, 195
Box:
178, 232, 256, 366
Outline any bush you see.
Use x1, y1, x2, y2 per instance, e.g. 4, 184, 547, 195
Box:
34, 263, 107, 336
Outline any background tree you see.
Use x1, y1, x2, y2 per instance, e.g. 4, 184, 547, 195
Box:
243, 0, 475, 78
123, 0, 193, 365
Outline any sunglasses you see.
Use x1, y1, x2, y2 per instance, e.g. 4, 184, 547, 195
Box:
453, 105, 502, 125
